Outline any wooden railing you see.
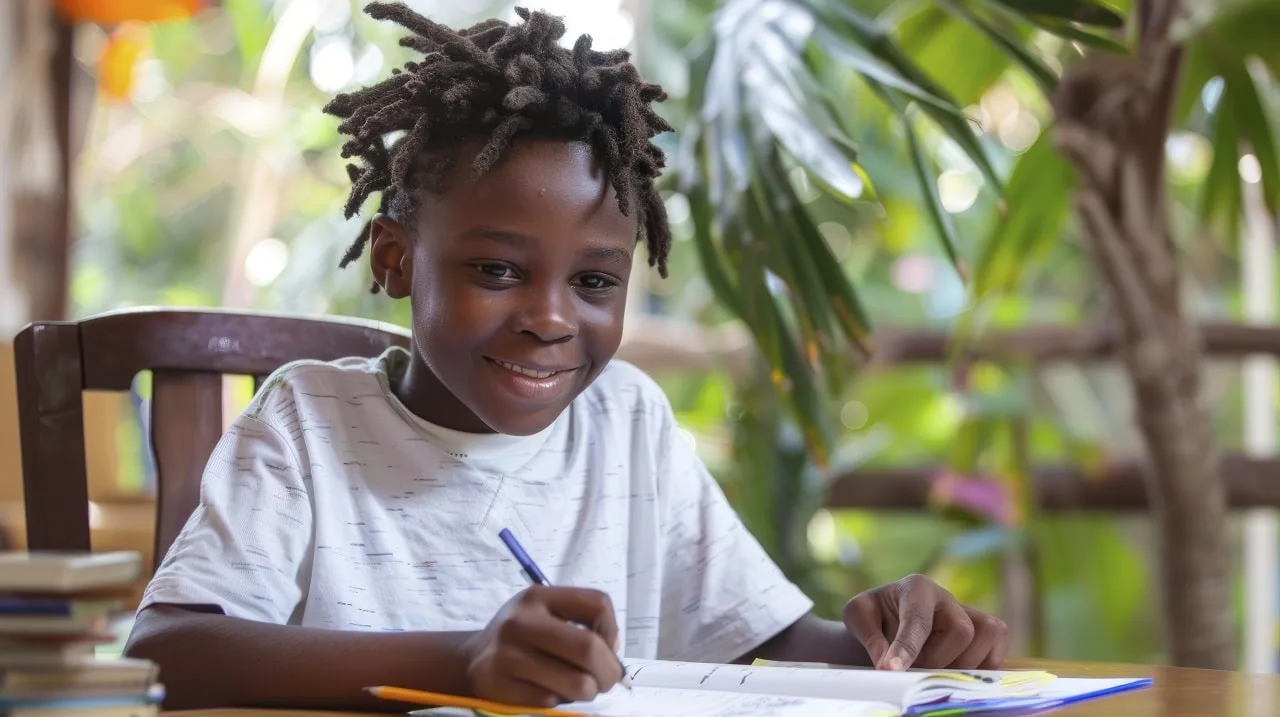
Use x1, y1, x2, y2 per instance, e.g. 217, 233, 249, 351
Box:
622, 316, 1280, 513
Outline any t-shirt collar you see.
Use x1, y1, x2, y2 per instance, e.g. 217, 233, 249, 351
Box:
376, 347, 558, 471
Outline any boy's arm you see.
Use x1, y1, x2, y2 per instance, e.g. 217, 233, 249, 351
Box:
740, 577, 1010, 670
126, 605, 478, 711
736, 614, 871, 666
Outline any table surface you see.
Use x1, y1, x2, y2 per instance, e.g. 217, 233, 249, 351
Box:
163, 659, 1280, 717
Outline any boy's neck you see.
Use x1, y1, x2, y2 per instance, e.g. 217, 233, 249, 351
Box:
395, 350, 497, 434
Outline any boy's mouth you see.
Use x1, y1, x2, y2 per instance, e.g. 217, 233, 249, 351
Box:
488, 358, 568, 379
483, 357, 583, 403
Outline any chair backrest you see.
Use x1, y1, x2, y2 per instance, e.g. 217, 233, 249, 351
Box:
14, 307, 410, 569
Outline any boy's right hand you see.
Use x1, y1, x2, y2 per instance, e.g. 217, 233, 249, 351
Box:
464, 585, 624, 707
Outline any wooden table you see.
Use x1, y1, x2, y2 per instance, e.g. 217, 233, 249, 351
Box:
1016, 659, 1280, 715
163, 659, 1280, 716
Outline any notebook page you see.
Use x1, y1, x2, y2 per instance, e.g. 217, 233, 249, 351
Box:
745, 659, 1058, 708
564, 685, 899, 717
623, 659, 930, 704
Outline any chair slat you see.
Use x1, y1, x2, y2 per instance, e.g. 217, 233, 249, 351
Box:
150, 370, 224, 566
81, 309, 409, 390
15, 322, 92, 551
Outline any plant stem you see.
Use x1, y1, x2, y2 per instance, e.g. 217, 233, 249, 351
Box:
1047, 0, 1235, 669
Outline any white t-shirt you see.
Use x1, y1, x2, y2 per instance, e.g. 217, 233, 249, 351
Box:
141, 348, 813, 663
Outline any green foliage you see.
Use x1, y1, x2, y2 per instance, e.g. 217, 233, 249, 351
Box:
971, 133, 1076, 299
677, 0, 1149, 459
224, 0, 272, 77
894, 3, 1020, 107
1034, 517, 1157, 662
1200, 93, 1243, 243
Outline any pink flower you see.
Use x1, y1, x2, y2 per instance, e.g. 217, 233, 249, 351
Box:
930, 469, 1016, 526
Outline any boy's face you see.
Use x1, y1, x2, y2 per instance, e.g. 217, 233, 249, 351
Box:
369, 139, 638, 435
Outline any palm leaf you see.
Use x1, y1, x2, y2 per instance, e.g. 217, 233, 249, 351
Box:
746, 40, 866, 200
745, 176, 831, 375
1173, 39, 1216, 123
764, 152, 876, 357
1015, 14, 1128, 54
1184, 0, 1280, 81
1175, 0, 1280, 122
808, 24, 971, 118
1198, 95, 1243, 242
688, 182, 747, 318
782, 207, 876, 360
940, 0, 1059, 94
896, 2, 1026, 106
985, 0, 1125, 28
1221, 60, 1280, 213
862, 78, 974, 279
807, 0, 1006, 191
738, 239, 832, 463
972, 133, 1077, 298
903, 107, 966, 281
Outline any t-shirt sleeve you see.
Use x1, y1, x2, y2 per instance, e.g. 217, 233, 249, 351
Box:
138, 409, 314, 624
651, 396, 814, 663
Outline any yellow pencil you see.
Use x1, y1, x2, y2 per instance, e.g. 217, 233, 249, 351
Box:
365, 685, 592, 717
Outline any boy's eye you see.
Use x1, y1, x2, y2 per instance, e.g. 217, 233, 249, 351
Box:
474, 263, 515, 279
576, 274, 616, 290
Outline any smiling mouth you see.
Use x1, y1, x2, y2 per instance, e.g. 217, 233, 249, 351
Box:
488, 358, 573, 380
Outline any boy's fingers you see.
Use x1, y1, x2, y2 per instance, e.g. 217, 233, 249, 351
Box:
512, 594, 621, 692
538, 586, 620, 647
979, 640, 1008, 670
488, 679, 562, 710
973, 610, 1010, 669
884, 586, 938, 670
913, 600, 973, 669
531, 618, 622, 693
497, 647, 597, 704
948, 619, 998, 670
842, 597, 891, 668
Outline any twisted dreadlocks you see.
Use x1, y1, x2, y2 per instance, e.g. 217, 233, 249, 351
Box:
323, 2, 674, 291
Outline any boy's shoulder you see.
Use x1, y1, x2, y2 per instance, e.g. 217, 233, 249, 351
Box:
591, 358, 661, 390
575, 359, 674, 419
243, 347, 405, 419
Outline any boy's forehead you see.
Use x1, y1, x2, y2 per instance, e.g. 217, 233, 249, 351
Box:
422, 139, 637, 238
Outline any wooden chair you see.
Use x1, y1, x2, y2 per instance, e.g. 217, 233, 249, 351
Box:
14, 307, 410, 570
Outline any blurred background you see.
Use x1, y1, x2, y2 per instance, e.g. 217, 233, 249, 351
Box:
2, 0, 1279, 673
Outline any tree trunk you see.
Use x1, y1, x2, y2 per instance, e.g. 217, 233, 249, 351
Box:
1048, 0, 1234, 668
2, 1, 73, 332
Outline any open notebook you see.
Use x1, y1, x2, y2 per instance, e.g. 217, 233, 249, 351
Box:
392, 658, 1151, 717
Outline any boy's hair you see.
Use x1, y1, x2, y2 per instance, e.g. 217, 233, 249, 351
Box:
324, 2, 674, 290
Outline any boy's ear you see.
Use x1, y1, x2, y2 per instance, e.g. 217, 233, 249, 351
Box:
369, 215, 413, 299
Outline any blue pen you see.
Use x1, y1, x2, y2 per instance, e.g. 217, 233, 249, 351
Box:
497, 528, 633, 691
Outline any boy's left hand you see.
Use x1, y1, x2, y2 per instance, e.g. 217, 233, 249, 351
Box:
842, 574, 1009, 671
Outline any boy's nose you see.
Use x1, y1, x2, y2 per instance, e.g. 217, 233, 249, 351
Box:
512, 287, 578, 343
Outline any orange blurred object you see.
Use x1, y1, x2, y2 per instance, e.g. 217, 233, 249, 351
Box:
55, 0, 201, 24
98, 24, 150, 101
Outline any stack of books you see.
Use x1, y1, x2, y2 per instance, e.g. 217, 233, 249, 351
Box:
0, 551, 161, 717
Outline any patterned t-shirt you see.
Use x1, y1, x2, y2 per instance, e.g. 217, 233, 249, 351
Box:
140, 348, 813, 663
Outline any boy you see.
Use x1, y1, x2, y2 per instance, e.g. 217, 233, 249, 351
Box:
125, 3, 1008, 710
